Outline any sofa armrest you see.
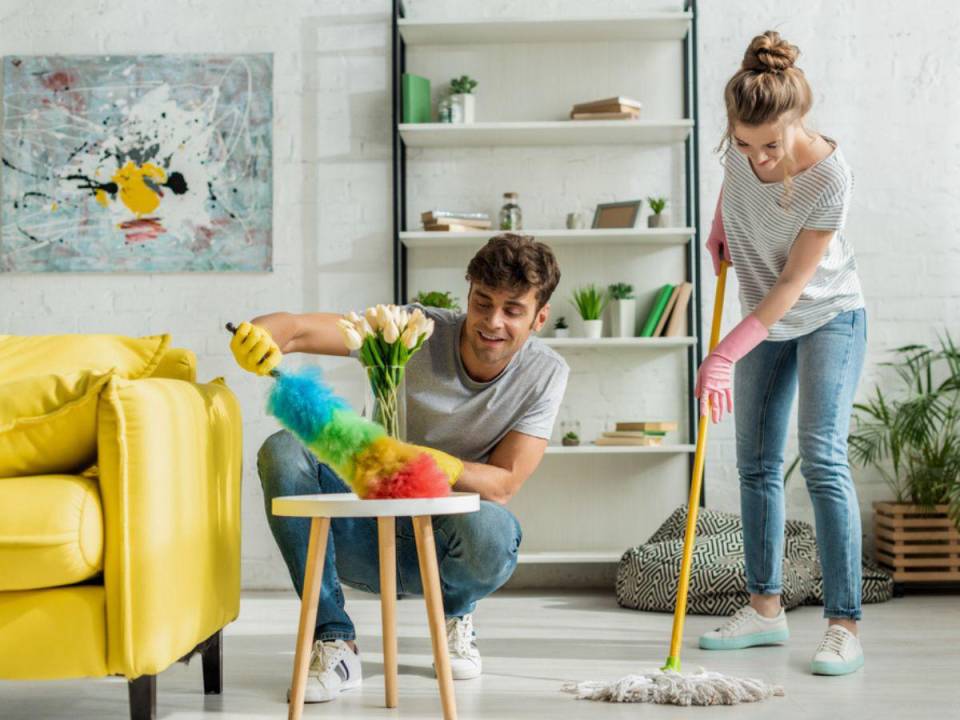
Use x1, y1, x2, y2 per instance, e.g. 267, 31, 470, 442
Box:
97, 375, 242, 678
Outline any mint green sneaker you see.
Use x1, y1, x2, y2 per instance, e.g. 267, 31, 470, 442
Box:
810, 625, 864, 676
699, 605, 790, 650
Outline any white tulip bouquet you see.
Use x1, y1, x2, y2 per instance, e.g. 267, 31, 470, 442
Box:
336, 304, 435, 439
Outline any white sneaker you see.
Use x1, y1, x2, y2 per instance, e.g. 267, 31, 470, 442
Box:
699, 605, 790, 650
811, 625, 864, 676
436, 614, 482, 680
288, 639, 362, 703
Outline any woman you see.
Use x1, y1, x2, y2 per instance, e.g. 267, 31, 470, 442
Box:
695, 31, 867, 676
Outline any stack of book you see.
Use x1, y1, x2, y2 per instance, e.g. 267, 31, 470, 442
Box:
421, 210, 492, 232
594, 421, 678, 447
638, 282, 693, 338
569, 96, 643, 121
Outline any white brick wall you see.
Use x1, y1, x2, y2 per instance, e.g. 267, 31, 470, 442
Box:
2, 0, 956, 587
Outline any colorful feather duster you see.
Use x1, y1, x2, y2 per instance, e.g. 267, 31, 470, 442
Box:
264, 365, 451, 499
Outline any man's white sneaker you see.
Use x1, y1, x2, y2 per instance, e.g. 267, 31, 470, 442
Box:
699, 605, 790, 650
811, 625, 864, 676
436, 614, 482, 680
288, 639, 362, 703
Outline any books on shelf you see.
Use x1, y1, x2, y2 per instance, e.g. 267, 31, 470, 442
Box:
421, 210, 492, 232
402, 74, 431, 124
637, 282, 692, 338
594, 435, 663, 447
570, 96, 642, 120
570, 110, 640, 121
616, 421, 678, 432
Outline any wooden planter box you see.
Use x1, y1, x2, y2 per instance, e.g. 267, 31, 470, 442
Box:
874, 502, 960, 583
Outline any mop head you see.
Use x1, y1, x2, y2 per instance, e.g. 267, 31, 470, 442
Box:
565, 669, 784, 706
266, 366, 451, 499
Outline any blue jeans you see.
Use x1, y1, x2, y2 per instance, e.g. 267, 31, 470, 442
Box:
257, 430, 522, 641
734, 308, 867, 621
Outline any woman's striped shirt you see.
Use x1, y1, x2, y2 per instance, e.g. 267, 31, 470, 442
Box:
721, 139, 865, 341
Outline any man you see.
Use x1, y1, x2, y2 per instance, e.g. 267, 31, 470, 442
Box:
231, 233, 569, 704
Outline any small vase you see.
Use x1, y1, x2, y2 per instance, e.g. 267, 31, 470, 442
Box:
363, 364, 407, 441
610, 298, 636, 338
451, 93, 475, 123
582, 319, 603, 339
648, 213, 667, 228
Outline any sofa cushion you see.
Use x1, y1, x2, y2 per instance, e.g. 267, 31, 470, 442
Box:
0, 474, 104, 591
0, 370, 115, 478
0, 333, 170, 383
150, 347, 197, 381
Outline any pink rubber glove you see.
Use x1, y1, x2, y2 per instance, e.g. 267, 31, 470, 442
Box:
706, 190, 730, 277
695, 315, 769, 423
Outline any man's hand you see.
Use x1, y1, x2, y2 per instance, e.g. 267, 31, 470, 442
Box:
230, 321, 282, 375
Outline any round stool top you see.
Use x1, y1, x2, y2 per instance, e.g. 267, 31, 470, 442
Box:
272, 492, 480, 519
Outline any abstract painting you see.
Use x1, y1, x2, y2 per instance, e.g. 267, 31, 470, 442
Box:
1, 54, 272, 272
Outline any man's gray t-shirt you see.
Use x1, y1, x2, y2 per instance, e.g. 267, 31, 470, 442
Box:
376, 304, 569, 463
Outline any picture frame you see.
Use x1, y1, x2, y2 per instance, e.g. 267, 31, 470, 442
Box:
591, 200, 643, 229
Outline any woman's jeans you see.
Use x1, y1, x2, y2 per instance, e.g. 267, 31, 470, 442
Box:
734, 308, 867, 620
257, 429, 522, 641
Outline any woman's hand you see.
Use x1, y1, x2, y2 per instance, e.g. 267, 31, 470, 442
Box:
706, 190, 730, 276
695, 315, 768, 423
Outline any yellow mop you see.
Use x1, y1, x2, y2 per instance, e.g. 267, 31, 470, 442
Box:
566, 262, 785, 706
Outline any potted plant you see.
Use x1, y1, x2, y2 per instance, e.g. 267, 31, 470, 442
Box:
562, 431, 580, 447
450, 75, 478, 124
788, 336, 960, 589
571, 284, 608, 339
413, 290, 461, 313
607, 282, 636, 338
554, 316, 570, 338
647, 196, 669, 228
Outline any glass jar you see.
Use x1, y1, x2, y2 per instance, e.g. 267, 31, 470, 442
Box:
363, 364, 407, 441
499, 192, 522, 231
437, 97, 453, 124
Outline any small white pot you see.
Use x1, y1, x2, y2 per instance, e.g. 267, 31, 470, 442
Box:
554, 328, 570, 338
451, 93, 475, 123
610, 298, 636, 338
581, 319, 603, 339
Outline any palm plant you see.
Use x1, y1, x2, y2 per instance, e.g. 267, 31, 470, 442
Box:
570, 285, 608, 321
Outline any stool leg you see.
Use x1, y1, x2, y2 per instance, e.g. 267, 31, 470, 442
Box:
378, 517, 399, 709
289, 517, 330, 720
412, 515, 457, 720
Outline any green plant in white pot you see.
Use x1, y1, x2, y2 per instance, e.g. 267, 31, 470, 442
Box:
647, 196, 668, 228
608, 282, 636, 338
554, 315, 570, 339
571, 285, 608, 339
450, 75, 478, 123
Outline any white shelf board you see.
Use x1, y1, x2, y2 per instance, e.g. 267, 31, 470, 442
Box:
402, 227, 695, 248
518, 550, 623, 564
545, 444, 696, 455
399, 120, 693, 147
542, 337, 696, 349
398, 13, 692, 45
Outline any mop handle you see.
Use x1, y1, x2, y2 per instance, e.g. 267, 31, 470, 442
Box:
663, 260, 729, 672
225, 322, 281, 378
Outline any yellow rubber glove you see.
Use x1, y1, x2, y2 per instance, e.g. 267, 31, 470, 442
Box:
412, 444, 463, 486
230, 321, 282, 376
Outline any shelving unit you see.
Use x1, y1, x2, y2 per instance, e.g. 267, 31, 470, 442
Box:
391, 1, 702, 566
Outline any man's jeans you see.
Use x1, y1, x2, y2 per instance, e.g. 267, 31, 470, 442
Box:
257, 430, 522, 641
734, 308, 867, 621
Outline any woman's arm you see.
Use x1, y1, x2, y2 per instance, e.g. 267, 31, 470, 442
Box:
752, 227, 836, 328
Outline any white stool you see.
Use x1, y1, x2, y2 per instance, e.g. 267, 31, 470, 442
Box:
273, 492, 480, 720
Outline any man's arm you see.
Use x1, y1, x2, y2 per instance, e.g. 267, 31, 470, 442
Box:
453, 430, 548, 505
250, 311, 349, 356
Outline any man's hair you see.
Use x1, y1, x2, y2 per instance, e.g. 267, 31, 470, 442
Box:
465, 233, 561, 311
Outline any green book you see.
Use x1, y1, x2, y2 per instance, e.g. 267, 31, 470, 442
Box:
640, 284, 675, 337
402, 73, 431, 124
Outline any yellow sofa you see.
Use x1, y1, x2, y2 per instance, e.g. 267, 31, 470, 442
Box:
0, 335, 243, 719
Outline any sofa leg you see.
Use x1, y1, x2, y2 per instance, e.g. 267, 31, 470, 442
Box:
201, 629, 223, 695
128, 675, 156, 720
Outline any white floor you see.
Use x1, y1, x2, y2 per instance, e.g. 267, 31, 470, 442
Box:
3, 590, 958, 719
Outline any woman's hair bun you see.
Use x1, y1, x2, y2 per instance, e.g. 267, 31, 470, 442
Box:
742, 30, 799, 73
